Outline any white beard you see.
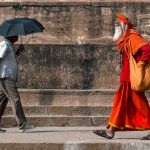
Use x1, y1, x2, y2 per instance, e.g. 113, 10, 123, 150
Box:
113, 26, 123, 42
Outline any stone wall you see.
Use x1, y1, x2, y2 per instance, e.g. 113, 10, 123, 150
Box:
0, 1, 149, 89
17, 44, 119, 89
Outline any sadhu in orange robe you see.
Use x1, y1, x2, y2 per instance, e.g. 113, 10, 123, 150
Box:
107, 29, 150, 130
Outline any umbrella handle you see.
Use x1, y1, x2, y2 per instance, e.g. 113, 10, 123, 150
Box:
24, 33, 34, 45
19, 36, 23, 45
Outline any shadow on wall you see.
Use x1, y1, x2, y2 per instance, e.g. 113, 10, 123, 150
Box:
81, 44, 97, 89
39, 93, 54, 105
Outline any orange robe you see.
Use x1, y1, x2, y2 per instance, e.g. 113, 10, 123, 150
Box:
107, 29, 150, 130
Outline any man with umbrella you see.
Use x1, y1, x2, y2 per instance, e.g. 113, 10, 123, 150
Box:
0, 18, 44, 132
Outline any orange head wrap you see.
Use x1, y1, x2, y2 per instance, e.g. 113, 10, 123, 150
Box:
116, 14, 132, 29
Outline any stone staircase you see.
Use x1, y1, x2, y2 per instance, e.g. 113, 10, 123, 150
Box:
2, 89, 150, 127
1, 89, 150, 150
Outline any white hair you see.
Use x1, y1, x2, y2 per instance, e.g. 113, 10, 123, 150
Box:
113, 21, 128, 42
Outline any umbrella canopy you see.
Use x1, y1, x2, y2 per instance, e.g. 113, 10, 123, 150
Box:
0, 18, 45, 37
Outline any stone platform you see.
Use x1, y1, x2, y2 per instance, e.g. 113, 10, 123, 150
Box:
0, 126, 149, 150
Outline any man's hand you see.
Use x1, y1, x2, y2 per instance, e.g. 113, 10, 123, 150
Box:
137, 60, 146, 68
16, 44, 25, 57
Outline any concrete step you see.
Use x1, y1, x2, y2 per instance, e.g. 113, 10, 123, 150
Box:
1, 115, 108, 127
18, 89, 115, 106
4, 105, 112, 116
18, 89, 150, 106
0, 126, 149, 150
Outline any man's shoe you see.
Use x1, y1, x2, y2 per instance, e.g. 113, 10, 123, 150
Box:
93, 130, 114, 139
0, 128, 6, 133
19, 122, 36, 132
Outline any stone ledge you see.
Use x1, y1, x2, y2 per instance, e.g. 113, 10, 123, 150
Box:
0, 0, 149, 3
18, 88, 150, 95
0, 0, 149, 7
18, 88, 116, 94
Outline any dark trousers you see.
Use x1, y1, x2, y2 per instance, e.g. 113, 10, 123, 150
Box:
0, 78, 26, 126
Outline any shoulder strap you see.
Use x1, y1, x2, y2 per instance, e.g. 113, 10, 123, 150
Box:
124, 39, 132, 59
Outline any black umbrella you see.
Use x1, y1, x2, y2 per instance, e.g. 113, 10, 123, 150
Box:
0, 18, 45, 37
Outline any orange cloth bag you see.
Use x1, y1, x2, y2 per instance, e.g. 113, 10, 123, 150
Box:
117, 29, 150, 92
129, 48, 150, 92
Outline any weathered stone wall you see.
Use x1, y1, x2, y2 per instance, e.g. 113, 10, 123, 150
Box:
17, 44, 119, 89
0, 1, 149, 89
